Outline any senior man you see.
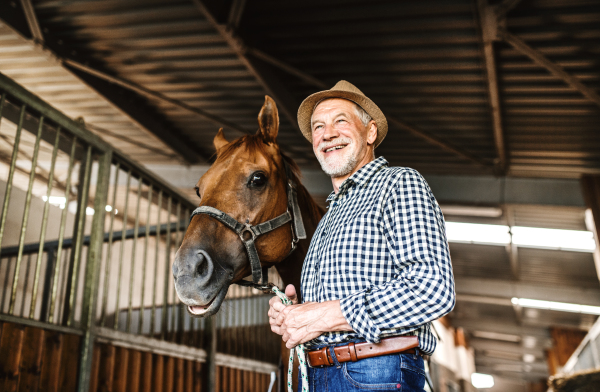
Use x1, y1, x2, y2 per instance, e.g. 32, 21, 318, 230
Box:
269, 81, 455, 391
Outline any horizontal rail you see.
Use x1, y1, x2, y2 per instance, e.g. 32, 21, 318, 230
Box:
0, 220, 188, 257
0, 313, 83, 336
95, 327, 278, 374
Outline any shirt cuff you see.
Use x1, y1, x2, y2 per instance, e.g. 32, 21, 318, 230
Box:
339, 289, 382, 343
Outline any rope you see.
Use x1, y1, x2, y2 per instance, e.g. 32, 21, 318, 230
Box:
271, 286, 309, 392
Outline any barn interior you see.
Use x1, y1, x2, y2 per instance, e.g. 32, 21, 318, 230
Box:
0, 0, 600, 391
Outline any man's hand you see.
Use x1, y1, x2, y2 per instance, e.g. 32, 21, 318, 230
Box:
268, 284, 353, 349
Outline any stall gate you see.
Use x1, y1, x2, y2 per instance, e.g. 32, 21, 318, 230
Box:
0, 72, 282, 392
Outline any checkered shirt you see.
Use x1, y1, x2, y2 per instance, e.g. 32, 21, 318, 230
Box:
300, 157, 455, 355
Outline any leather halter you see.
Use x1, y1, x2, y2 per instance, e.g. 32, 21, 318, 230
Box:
188, 162, 307, 286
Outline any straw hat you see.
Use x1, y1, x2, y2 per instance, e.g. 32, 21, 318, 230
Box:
297, 80, 388, 148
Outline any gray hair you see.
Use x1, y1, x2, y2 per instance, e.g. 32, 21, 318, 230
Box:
353, 103, 372, 127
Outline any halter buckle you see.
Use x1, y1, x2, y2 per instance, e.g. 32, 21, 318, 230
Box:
239, 223, 257, 242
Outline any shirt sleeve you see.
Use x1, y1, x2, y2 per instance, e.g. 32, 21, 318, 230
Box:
339, 169, 455, 342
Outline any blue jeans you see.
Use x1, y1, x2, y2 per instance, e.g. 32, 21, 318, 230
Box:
299, 346, 426, 391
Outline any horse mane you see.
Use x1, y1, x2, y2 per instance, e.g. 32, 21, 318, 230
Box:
216, 133, 325, 218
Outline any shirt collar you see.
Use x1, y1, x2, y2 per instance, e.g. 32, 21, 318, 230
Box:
326, 157, 389, 202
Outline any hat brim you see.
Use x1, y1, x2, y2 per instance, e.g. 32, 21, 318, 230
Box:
297, 90, 388, 148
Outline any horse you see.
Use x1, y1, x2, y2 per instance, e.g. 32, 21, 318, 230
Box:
172, 95, 324, 319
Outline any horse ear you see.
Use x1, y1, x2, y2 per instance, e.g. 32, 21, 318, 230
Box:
257, 96, 279, 143
213, 128, 228, 152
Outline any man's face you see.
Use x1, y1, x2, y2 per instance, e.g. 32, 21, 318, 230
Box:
311, 98, 374, 178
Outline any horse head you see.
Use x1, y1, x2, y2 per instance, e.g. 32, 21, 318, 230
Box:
173, 96, 300, 317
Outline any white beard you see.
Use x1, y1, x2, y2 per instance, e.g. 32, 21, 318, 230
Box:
315, 136, 363, 178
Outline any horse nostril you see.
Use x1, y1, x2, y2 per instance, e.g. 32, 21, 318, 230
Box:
196, 259, 208, 278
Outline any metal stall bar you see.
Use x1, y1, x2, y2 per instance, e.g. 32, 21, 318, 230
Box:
161, 196, 172, 340
66, 145, 93, 326
0, 103, 25, 261
30, 126, 61, 319
172, 201, 181, 342
8, 114, 43, 315
48, 137, 77, 324
138, 183, 153, 335
151, 190, 163, 337
100, 162, 120, 327
127, 177, 143, 332
77, 150, 112, 392
114, 169, 132, 330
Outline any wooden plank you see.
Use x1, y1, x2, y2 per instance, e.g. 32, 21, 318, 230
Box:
127, 350, 141, 392
234, 368, 241, 392
215, 366, 221, 392
39, 330, 62, 392
163, 356, 174, 392
18, 327, 45, 392
221, 367, 228, 392
0, 323, 25, 392
152, 354, 164, 392
139, 352, 152, 392
184, 360, 193, 392
174, 358, 184, 392
89, 344, 101, 392
58, 334, 81, 392
194, 361, 202, 392
112, 347, 129, 392
98, 344, 116, 392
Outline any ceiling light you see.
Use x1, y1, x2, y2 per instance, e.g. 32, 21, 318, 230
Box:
441, 205, 503, 218
523, 354, 536, 363
511, 297, 600, 315
444, 222, 596, 252
511, 226, 595, 252
472, 330, 521, 343
445, 222, 510, 245
471, 373, 494, 389
522, 336, 537, 349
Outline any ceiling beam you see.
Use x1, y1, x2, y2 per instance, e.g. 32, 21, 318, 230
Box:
191, 0, 301, 133
19, 0, 43, 44
477, 0, 507, 174
456, 277, 600, 306
227, 0, 247, 30
66, 65, 208, 163
500, 29, 600, 109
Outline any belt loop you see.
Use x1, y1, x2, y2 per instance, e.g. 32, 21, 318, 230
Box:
328, 346, 342, 369
414, 348, 419, 360
348, 342, 358, 362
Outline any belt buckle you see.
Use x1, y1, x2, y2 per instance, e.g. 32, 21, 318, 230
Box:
304, 348, 315, 368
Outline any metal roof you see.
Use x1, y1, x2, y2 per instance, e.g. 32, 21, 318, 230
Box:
1, 0, 600, 386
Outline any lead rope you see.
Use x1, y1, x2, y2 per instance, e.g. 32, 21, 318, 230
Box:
271, 286, 309, 392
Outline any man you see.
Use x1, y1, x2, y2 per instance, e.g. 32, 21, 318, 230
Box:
268, 81, 455, 391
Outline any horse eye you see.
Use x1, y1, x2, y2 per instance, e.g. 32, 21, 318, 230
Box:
249, 172, 267, 187
195, 187, 201, 199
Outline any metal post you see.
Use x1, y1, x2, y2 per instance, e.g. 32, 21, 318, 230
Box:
127, 178, 143, 332
202, 316, 217, 392
161, 196, 172, 340
114, 169, 132, 330
9, 114, 44, 314
30, 126, 61, 319
65, 145, 93, 326
48, 137, 77, 324
76, 150, 112, 392
100, 163, 120, 326
138, 183, 153, 335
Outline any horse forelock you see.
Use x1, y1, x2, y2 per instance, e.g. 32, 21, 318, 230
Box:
214, 134, 302, 184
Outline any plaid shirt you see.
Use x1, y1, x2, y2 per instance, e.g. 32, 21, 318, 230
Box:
300, 157, 455, 355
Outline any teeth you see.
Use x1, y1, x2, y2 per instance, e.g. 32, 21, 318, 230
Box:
325, 145, 346, 153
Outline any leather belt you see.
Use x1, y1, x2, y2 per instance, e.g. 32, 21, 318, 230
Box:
306, 336, 419, 368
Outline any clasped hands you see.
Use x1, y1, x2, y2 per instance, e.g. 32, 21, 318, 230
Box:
268, 284, 353, 349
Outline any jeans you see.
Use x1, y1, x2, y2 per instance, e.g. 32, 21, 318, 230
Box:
299, 345, 426, 391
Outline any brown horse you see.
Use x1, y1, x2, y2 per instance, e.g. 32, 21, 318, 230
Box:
172, 96, 324, 317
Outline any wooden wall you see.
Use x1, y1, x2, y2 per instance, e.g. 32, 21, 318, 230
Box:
0, 321, 82, 392
0, 321, 274, 392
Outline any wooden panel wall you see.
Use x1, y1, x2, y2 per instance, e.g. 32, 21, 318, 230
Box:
0, 321, 82, 392
0, 321, 274, 392
89, 342, 272, 392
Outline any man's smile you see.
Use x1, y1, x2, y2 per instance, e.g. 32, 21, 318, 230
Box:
322, 143, 349, 154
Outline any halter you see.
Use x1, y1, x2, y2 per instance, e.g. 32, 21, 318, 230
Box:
188, 161, 307, 288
